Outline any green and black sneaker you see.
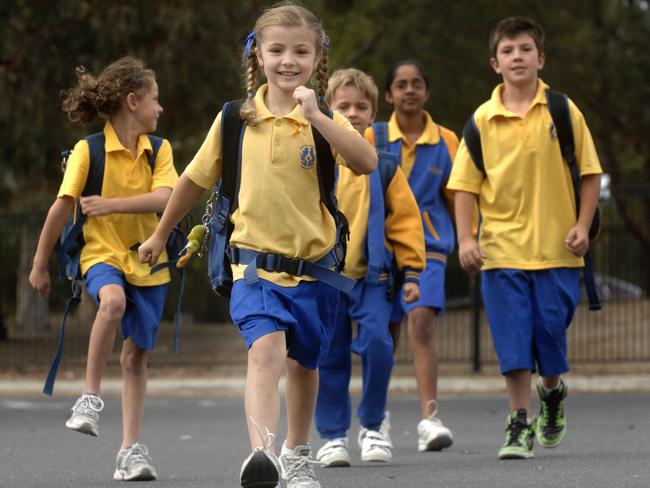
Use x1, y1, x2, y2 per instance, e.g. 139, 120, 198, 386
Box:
534, 379, 568, 448
498, 409, 534, 460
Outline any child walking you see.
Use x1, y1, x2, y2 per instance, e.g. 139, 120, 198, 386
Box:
448, 17, 602, 459
138, 5, 377, 488
29, 56, 178, 480
314, 68, 425, 466
367, 60, 458, 452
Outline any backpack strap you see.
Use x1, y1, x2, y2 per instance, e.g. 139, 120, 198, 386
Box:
461, 115, 486, 177
146, 135, 164, 173
378, 151, 399, 193
546, 89, 601, 311
221, 100, 246, 213
372, 122, 389, 153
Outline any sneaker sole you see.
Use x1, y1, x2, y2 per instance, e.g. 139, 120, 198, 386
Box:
321, 457, 351, 468
418, 434, 453, 452
241, 451, 280, 488
498, 450, 534, 460
65, 420, 98, 437
361, 452, 392, 463
113, 468, 157, 481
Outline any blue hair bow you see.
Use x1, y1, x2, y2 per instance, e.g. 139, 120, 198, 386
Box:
245, 31, 256, 58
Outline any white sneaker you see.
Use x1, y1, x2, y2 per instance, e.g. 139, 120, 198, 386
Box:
113, 443, 157, 481
279, 444, 322, 488
417, 400, 453, 452
316, 438, 350, 467
358, 428, 392, 463
380, 411, 393, 449
65, 393, 104, 437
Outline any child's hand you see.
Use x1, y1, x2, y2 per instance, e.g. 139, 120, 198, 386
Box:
459, 236, 487, 275
29, 266, 51, 298
565, 224, 589, 257
293, 85, 320, 122
139, 234, 167, 266
403, 282, 420, 304
81, 196, 113, 217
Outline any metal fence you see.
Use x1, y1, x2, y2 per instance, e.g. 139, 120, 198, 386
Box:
1, 186, 648, 373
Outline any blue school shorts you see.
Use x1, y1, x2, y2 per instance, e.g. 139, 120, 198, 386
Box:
229, 278, 340, 370
84, 263, 168, 351
481, 268, 581, 377
389, 258, 446, 323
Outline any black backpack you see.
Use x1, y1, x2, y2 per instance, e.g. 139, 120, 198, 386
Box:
205, 100, 354, 298
462, 89, 601, 311
44, 134, 186, 395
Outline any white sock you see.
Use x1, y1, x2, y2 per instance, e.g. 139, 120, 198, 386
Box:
281, 442, 295, 458
539, 377, 562, 395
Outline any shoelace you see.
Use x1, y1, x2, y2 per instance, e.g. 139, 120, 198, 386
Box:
542, 389, 562, 428
72, 394, 104, 415
424, 399, 443, 426
284, 454, 323, 482
249, 416, 277, 452
123, 444, 152, 469
506, 417, 528, 446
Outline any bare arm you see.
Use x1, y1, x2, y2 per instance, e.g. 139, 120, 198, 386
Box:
29, 196, 75, 297
565, 173, 601, 256
455, 190, 486, 275
139, 174, 205, 265
80, 187, 172, 216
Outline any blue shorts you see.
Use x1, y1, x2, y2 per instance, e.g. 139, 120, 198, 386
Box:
84, 263, 168, 351
390, 258, 446, 323
481, 268, 581, 376
229, 278, 340, 370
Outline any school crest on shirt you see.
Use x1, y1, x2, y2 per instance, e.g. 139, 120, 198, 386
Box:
300, 145, 316, 169
549, 123, 558, 141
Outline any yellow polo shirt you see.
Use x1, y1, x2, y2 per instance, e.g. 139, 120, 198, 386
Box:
185, 84, 360, 286
58, 121, 178, 285
447, 80, 603, 270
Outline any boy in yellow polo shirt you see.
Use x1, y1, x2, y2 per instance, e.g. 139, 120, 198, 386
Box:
448, 17, 602, 459
29, 57, 178, 480
314, 68, 425, 466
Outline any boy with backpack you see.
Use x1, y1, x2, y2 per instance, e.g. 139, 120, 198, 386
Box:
447, 17, 602, 459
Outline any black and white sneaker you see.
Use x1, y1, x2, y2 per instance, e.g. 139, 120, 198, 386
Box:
240, 448, 281, 488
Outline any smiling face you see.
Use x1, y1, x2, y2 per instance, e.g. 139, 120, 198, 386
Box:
132, 79, 162, 133
385, 64, 429, 116
490, 32, 545, 87
256, 25, 318, 94
330, 84, 374, 135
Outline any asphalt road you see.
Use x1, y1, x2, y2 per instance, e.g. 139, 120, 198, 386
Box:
1, 393, 649, 487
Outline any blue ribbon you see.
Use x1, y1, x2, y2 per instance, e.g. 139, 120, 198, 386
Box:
321, 34, 329, 50
245, 31, 256, 58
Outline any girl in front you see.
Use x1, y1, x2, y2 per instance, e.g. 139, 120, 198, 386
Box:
138, 5, 376, 488
29, 56, 178, 481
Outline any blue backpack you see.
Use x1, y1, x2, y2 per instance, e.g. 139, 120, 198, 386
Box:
204, 100, 354, 297
44, 133, 186, 395
461, 89, 601, 311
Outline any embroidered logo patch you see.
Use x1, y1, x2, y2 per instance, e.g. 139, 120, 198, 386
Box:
549, 123, 558, 141
429, 166, 443, 175
300, 145, 316, 169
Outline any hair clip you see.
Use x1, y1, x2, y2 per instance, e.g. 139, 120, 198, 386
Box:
245, 31, 256, 58
321, 34, 329, 50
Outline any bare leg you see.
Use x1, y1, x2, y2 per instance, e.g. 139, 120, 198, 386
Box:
120, 339, 148, 448
84, 284, 125, 394
505, 369, 532, 415
245, 331, 287, 451
407, 307, 438, 418
540, 375, 561, 390
284, 358, 318, 449
389, 322, 401, 355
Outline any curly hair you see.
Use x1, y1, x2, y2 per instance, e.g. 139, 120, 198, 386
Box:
61, 56, 155, 124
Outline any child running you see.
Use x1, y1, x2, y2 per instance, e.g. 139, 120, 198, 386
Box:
29, 56, 178, 480
314, 68, 425, 467
366, 60, 458, 452
138, 5, 377, 488
448, 17, 602, 459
